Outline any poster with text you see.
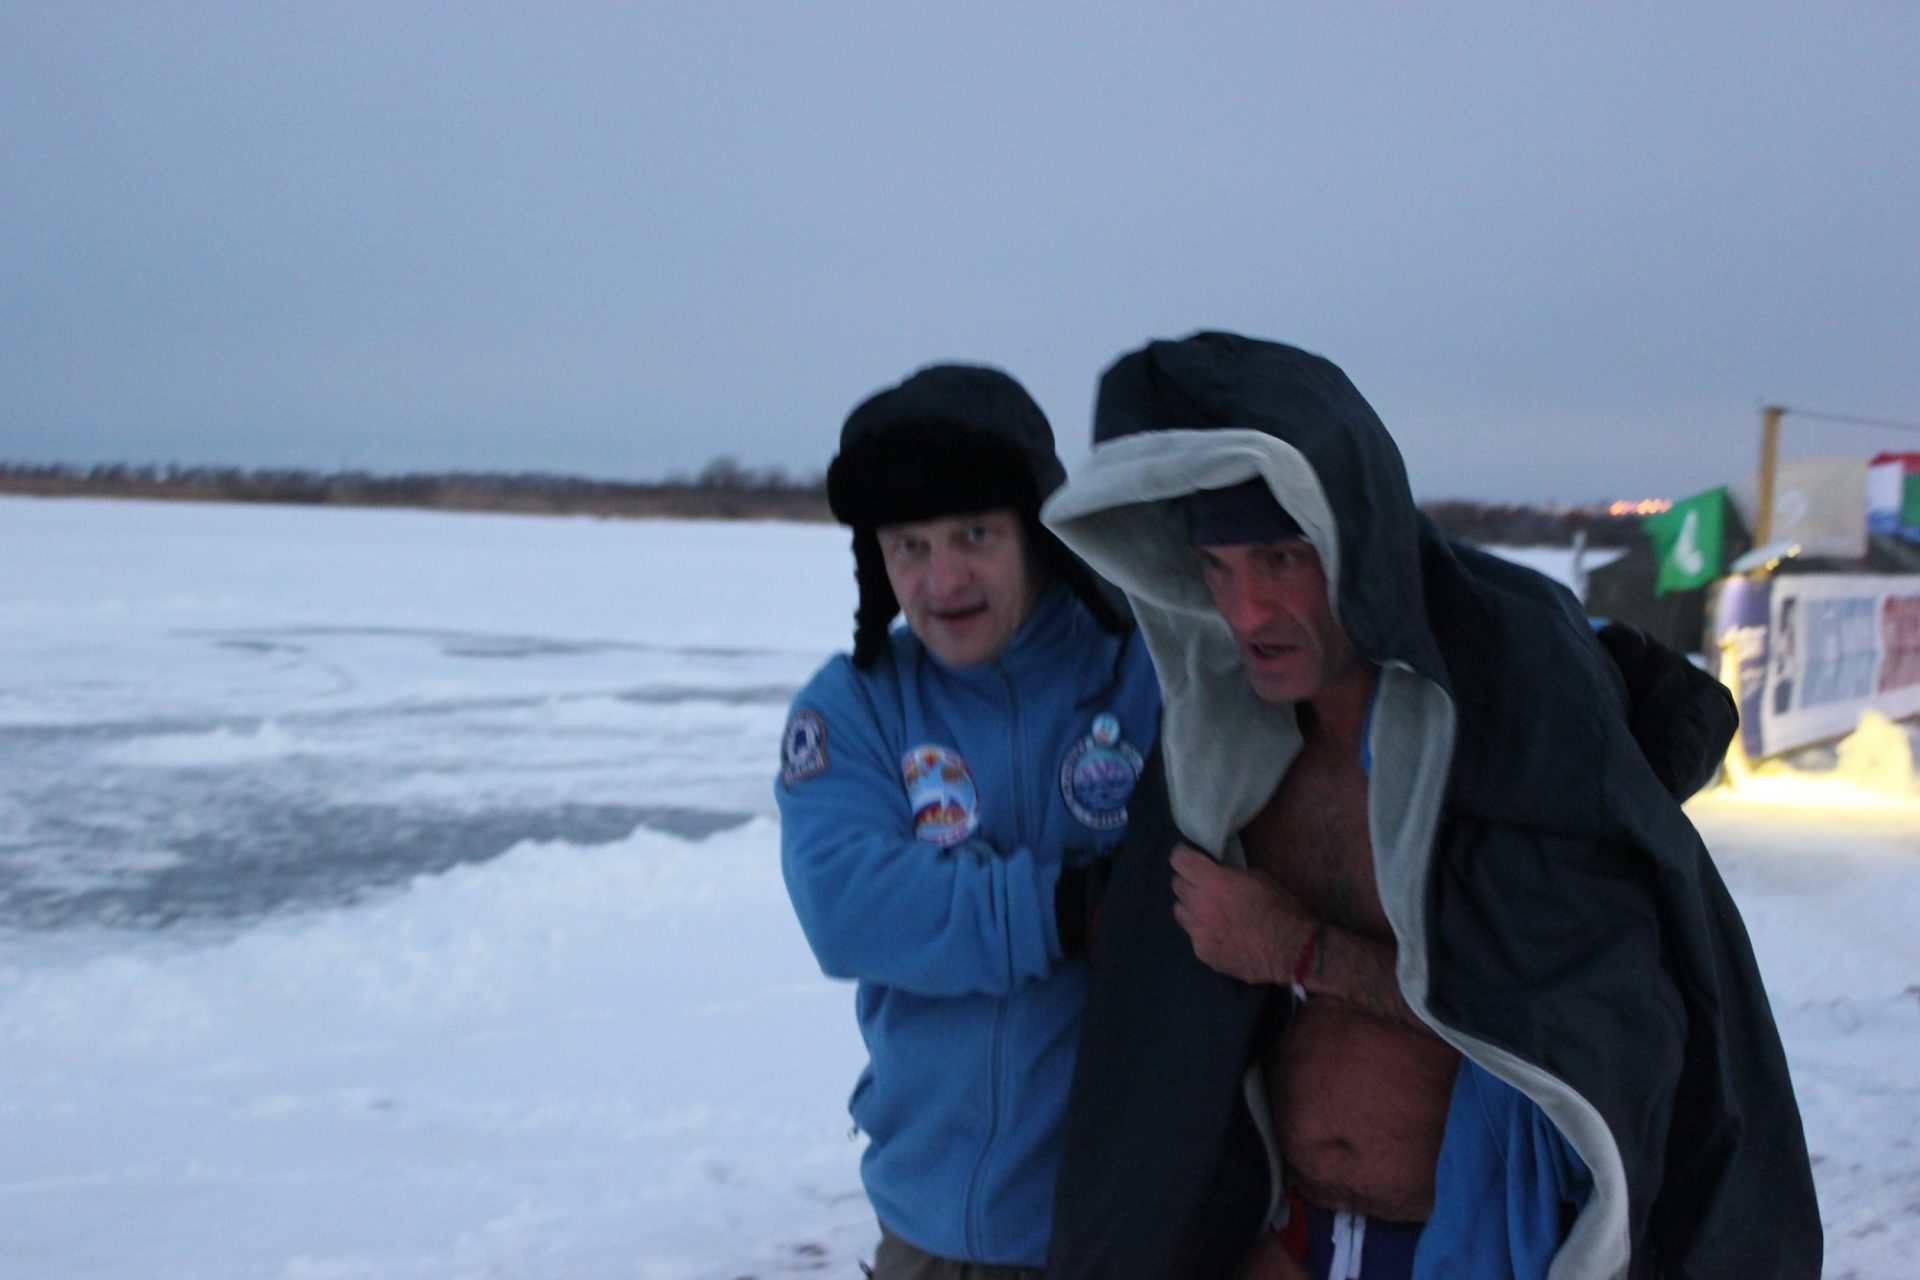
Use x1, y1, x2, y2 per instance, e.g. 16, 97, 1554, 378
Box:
1759, 574, 1920, 757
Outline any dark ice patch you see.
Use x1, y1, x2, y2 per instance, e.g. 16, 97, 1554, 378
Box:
0, 800, 752, 931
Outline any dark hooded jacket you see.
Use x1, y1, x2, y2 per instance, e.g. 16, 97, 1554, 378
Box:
1037, 333, 1820, 1279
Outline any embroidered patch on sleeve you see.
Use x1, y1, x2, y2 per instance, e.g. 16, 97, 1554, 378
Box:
901, 744, 980, 846
781, 709, 829, 786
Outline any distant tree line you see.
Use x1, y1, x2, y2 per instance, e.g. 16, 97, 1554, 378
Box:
0, 459, 832, 522
0, 461, 1646, 546
1420, 499, 1643, 549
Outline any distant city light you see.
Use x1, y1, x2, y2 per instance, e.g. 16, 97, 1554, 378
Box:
1608, 498, 1673, 516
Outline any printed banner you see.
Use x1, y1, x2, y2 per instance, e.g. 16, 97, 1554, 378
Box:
1745, 574, 1920, 757
1711, 576, 1773, 762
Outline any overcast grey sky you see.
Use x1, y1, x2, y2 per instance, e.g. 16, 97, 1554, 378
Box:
3, 3, 1916, 502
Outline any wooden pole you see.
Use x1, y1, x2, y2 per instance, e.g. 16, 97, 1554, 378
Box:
1755, 404, 1785, 545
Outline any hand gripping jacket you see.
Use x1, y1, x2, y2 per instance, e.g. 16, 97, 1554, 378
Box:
778, 582, 1159, 1266
1038, 333, 1820, 1279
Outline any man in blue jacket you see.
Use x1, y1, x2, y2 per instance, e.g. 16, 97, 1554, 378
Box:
777, 363, 1160, 1276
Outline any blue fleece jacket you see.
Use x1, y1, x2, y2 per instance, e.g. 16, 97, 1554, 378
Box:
778, 584, 1159, 1266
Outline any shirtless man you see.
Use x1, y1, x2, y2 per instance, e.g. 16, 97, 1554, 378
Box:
1170, 488, 1472, 1275
1038, 332, 1820, 1279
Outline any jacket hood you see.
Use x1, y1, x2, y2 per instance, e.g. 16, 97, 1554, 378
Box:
1041, 334, 1460, 854
1066, 332, 1446, 686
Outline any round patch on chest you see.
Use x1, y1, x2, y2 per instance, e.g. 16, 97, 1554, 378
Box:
1060, 712, 1142, 831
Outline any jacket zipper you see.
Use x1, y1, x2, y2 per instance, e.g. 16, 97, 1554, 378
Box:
963, 665, 1027, 1257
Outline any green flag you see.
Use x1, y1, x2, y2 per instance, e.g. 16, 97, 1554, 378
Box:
1643, 486, 1726, 594
1902, 471, 1920, 540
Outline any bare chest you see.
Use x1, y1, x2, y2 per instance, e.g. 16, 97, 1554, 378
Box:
1240, 745, 1388, 940
1244, 740, 1457, 1220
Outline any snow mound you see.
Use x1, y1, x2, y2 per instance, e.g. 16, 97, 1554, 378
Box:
99, 720, 311, 767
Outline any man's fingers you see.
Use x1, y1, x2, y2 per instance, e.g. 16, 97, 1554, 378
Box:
1171, 900, 1213, 963
1172, 891, 1211, 931
1171, 845, 1236, 967
1170, 854, 1222, 915
1170, 844, 1218, 885
1169, 850, 1205, 903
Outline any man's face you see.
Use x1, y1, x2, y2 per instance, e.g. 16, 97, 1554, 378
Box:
1194, 537, 1364, 705
878, 509, 1042, 668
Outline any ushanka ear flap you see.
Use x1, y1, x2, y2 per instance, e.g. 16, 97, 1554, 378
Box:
850, 527, 899, 672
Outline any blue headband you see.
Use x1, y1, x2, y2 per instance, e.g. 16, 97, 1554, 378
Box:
1183, 478, 1304, 547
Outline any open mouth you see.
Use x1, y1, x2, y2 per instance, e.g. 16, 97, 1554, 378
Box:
934, 604, 988, 625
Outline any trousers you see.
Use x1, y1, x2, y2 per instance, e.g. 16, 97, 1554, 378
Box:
867, 1223, 1042, 1280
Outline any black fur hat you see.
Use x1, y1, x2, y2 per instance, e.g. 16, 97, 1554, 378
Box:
826, 364, 1127, 668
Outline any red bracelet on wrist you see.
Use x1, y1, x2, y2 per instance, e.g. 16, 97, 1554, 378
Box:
1291, 921, 1326, 995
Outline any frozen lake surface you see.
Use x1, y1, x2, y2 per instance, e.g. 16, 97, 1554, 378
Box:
1, 496, 1914, 1278
1, 500, 827, 937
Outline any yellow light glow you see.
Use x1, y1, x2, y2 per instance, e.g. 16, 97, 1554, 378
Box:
1608, 498, 1674, 516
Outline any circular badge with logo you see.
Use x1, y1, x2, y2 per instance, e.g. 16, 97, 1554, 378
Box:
902, 744, 980, 847
1060, 712, 1142, 830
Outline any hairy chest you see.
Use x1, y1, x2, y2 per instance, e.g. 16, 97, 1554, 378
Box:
1240, 746, 1391, 941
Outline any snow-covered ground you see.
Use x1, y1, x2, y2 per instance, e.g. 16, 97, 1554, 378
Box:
1, 496, 1913, 1279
